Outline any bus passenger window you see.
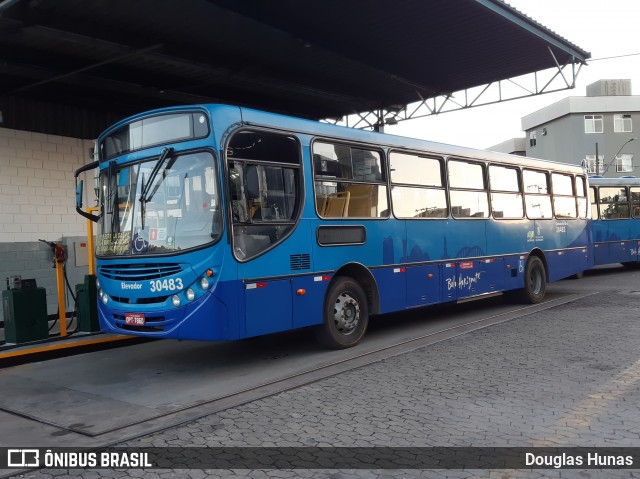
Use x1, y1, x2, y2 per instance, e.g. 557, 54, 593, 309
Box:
552, 173, 577, 219
227, 131, 301, 260
631, 187, 640, 218
449, 160, 484, 189
390, 152, 442, 187
390, 151, 446, 219
590, 187, 599, 221
576, 176, 588, 219
313, 141, 387, 218
489, 165, 523, 219
524, 169, 552, 219
599, 187, 629, 220
523, 170, 549, 194
449, 160, 488, 219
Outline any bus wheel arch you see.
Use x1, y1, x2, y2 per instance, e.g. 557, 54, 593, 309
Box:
314, 263, 379, 349
520, 250, 547, 304
333, 262, 380, 315
528, 249, 549, 282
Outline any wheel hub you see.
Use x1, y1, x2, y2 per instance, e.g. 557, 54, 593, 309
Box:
333, 292, 360, 334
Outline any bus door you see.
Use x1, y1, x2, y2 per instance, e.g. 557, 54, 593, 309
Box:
598, 186, 631, 264
227, 130, 304, 337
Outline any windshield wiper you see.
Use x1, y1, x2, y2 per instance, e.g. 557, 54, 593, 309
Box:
139, 147, 173, 230
140, 147, 174, 204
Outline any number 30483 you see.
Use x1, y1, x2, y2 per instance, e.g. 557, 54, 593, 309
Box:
149, 278, 183, 292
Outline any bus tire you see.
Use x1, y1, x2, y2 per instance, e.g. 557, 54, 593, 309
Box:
315, 276, 369, 349
520, 256, 546, 304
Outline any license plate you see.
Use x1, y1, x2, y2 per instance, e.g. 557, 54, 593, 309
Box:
125, 313, 145, 326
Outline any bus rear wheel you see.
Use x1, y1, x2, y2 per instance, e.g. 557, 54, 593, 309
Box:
315, 276, 369, 349
520, 256, 546, 304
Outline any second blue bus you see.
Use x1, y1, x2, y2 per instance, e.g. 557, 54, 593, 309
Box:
589, 176, 640, 268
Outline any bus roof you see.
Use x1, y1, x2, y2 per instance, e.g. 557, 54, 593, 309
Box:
588, 177, 640, 186
235, 104, 586, 175
101, 103, 586, 175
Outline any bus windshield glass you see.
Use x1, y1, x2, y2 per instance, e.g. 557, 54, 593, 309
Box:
100, 112, 209, 160
96, 151, 221, 256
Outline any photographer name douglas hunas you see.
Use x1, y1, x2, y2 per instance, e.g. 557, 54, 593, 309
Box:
526, 452, 633, 468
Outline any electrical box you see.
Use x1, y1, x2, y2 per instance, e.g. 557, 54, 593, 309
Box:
2, 288, 49, 344
74, 241, 89, 267
75, 275, 99, 332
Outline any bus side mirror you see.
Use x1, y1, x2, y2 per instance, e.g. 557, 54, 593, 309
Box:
74, 160, 101, 222
76, 180, 84, 208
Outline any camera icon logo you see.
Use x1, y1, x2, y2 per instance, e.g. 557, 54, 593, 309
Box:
7, 449, 40, 467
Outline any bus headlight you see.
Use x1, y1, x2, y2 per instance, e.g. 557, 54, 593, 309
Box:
101, 291, 109, 304
200, 277, 210, 290
186, 288, 195, 301
171, 295, 181, 307
96, 278, 100, 290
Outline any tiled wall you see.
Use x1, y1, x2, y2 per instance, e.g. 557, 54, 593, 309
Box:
0, 127, 95, 321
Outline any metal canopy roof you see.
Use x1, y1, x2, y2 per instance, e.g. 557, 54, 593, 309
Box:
0, 0, 590, 138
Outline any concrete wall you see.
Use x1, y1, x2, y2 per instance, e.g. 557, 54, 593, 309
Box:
0, 127, 95, 321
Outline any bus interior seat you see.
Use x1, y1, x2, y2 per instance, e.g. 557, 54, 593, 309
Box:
324, 191, 350, 217
317, 194, 328, 215
345, 184, 375, 217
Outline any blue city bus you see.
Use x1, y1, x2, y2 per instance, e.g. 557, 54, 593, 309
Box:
588, 176, 640, 267
75, 104, 591, 348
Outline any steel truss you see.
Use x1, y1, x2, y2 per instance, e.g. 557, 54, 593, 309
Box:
324, 50, 584, 131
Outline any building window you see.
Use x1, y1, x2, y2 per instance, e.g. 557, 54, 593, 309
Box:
616, 154, 633, 173
614, 114, 632, 133
584, 155, 604, 175
584, 115, 603, 134
529, 131, 537, 147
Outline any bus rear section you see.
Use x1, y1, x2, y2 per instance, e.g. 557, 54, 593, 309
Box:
589, 177, 640, 267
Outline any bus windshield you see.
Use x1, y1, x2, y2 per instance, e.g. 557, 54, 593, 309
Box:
96, 150, 221, 256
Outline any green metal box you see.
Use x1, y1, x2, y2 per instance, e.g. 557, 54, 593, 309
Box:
2, 287, 49, 344
75, 275, 100, 332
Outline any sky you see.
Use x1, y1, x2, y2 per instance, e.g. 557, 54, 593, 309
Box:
387, 0, 640, 150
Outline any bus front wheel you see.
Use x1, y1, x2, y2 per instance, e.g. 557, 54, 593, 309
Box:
520, 256, 546, 304
315, 276, 369, 349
